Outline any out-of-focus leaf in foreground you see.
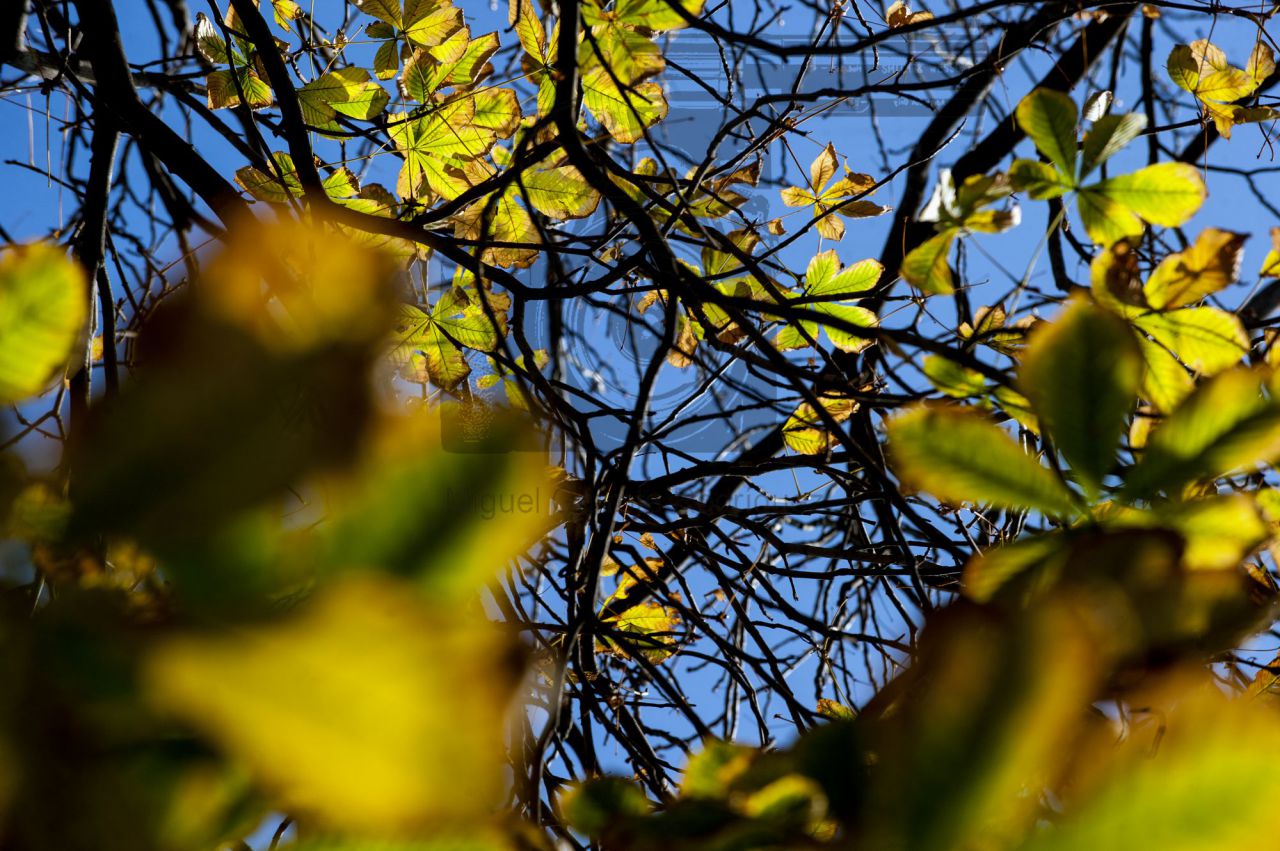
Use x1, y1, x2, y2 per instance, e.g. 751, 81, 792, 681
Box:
68, 217, 397, 552
144, 575, 525, 835
0, 243, 87, 404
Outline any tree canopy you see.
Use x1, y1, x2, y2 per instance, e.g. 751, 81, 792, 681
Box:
5, 0, 1280, 848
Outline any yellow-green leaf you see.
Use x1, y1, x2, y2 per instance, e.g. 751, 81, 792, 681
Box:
1015, 89, 1079, 179
963, 533, 1066, 602
582, 75, 667, 144
901, 230, 956, 295
1136, 335, 1194, 414
519, 162, 601, 219
1080, 112, 1148, 178
1123, 367, 1280, 499
1009, 159, 1072, 200
1019, 298, 1141, 498
923, 355, 986, 398
143, 576, 524, 834
1155, 494, 1270, 571
1083, 162, 1206, 241
0, 243, 88, 403
887, 404, 1078, 517
1133, 306, 1248, 375
783, 395, 859, 454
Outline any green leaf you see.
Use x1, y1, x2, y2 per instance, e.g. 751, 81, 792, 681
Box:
807, 255, 882, 296
388, 102, 497, 199
234, 152, 303, 203
561, 778, 652, 836
1155, 494, 1269, 571
454, 189, 542, 268
422, 28, 500, 91
818, 303, 878, 352
900, 230, 956, 295
1015, 89, 1079, 179
1075, 187, 1144, 246
962, 532, 1067, 602
391, 304, 472, 389
816, 698, 857, 721
887, 404, 1078, 517
923, 355, 986, 398
1080, 112, 1148, 178
1018, 298, 1142, 498
581, 74, 668, 144
580, 19, 664, 87
774, 319, 819, 353
469, 87, 522, 137
1014, 681, 1280, 851
0, 243, 87, 403
299, 68, 389, 133
1123, 368, 1280, 499
206, 67, 273, 110
404, 3, 464, 47
373, 39, 400, 79
271, 0, 302, 30
519, 161, 601, 219
611, 0, 705, 31
193, 13, 231, 64
509, 0, 546, 59
681, 740, 755, 798
355, 0, 402, 27
782, 395, 859, 454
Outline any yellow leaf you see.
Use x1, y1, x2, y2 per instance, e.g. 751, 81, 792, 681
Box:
816, 698, 857, 721
1144, 228, 1246, 309
144, 576, 524, 834
0, 243, 88, 403
809, 143, 839, 192
783, 395, 859, 454
887, 404, 1078, 517
885, 0, 933, 27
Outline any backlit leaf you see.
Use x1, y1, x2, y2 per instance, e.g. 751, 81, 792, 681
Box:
887, 404, 1078, 517
901, 230, 956, 295
1080, 112, 1148, 178
0, 243, 88, 404
144, 576, 524, 834
1018, 298, 1141, 497
923, 355, 986, 398
1144, 228, 1246, 309
1123, 367, 1280, 499
1133, 307, 1248, 375
1015, 89, 1079, 179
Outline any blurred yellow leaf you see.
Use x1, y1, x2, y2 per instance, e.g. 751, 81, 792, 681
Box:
144, 576, 524, 835
0, 243, 88, 404
1020, 673, 1280, 851
313, 410, 558, 597
202, 215, 398, 352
